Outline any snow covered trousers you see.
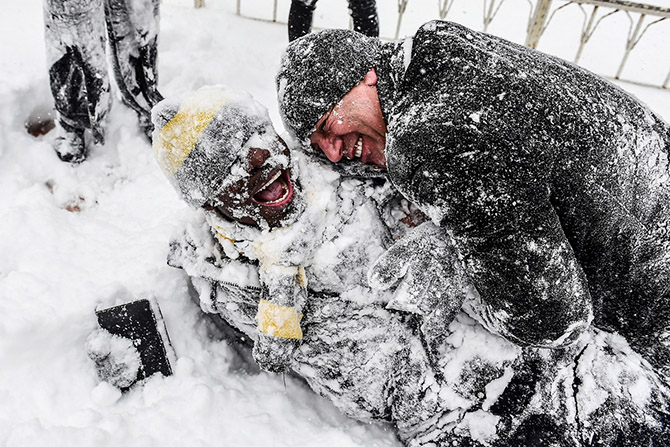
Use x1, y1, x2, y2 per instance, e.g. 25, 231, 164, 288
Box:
43, 0, 162, 142
288, 0, 379, 42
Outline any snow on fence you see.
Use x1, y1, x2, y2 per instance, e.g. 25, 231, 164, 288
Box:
232, 0, 669, 89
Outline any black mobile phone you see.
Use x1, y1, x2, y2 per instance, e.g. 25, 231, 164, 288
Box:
95, 299, 173, 383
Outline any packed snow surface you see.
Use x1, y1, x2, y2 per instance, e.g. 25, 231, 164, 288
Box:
1, 0, 669, 446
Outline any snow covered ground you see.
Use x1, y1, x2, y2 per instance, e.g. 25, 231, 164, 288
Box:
0, 1, 669, 446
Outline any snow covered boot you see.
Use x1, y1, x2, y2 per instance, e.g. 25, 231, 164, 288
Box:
53, 125, 87, 164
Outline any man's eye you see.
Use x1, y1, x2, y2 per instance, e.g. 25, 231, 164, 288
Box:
319, 109, 332, 133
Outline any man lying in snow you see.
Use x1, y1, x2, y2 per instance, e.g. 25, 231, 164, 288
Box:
146, 85, 670, 446
276, 21, 670, 382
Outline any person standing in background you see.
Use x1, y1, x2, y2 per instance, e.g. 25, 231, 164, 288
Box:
288, 0, 378, 42
43, 0, 163, 163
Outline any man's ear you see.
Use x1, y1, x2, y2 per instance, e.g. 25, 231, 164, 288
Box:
363, 68, 378, 86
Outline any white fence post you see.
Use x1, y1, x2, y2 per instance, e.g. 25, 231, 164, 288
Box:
616, 13, 646, 79
526, 0, 552, 48
395, 0, 409, 39
438, 0, 456, 20
483, 0, 508, 33
574, 6, 619, 64
575, 5, 597, 62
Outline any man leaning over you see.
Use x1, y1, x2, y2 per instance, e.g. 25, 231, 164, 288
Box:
275, 20, 670, 380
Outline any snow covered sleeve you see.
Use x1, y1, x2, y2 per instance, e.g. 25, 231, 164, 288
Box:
252, 265, 307, 373
387, 124, 594, 348
383, 21, 596, 349
368, 222, 470, 356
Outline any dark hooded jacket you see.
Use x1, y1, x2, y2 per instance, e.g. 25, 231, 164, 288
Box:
367, 21, 670, 374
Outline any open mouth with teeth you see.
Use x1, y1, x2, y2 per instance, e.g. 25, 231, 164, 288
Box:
353, 135, 363, 159
252, 168, 294, 208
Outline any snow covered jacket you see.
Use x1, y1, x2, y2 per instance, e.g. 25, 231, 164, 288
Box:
168, 151, 402, 372
168, 152, 670, 447
371, 21, 670, 374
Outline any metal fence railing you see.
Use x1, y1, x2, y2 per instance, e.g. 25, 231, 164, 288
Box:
232, 0, 669, 89
523, 0, 669, 88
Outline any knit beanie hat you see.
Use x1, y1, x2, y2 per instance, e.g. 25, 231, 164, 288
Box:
276, 29, 382, 141
152, 86, 276, 207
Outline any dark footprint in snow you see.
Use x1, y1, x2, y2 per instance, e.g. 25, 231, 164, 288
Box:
25, 105, 55, 137
44, 179, 87, 213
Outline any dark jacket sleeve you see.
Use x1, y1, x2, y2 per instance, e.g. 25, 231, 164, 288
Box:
385, 21, 593, 347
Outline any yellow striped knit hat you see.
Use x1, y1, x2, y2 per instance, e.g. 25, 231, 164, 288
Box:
151, 86, 270, 207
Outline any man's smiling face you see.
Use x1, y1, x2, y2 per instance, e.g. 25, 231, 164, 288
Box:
207, 142, 297, 229
309, 69, 387, 168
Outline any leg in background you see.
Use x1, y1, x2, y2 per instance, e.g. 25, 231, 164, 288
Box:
43, 0, 110, 162
288, 0, 317, 42
348, 0, 379, 37
104, 0, 163, 139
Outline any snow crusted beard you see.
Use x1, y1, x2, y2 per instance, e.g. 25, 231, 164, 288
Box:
276, 29, 382, 142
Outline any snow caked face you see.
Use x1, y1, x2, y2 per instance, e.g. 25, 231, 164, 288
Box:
206, 139, 298, 229
309, 69, 387, 168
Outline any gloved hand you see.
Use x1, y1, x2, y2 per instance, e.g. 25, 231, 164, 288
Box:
368, 222, 470, 354
252, 296, 302, 373
86, 329, 141, 389
252, 266, 306, 373
253, 334, 297, 374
